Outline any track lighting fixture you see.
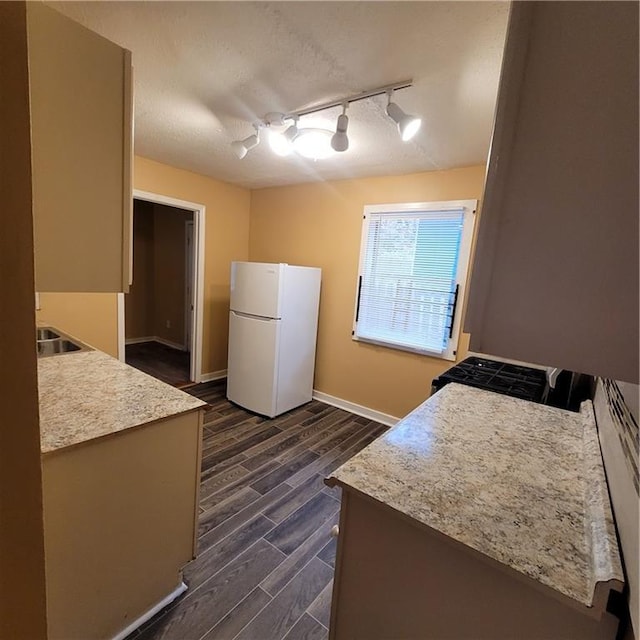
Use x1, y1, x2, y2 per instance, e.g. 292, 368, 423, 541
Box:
386, 90, 421, 142
230, 80, 420, 160
331, 104, 349, 152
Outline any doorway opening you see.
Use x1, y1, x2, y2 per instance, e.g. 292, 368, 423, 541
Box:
117, 190, 205, 387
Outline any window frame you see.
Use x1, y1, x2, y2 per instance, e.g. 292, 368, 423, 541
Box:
352, 199, 477, 361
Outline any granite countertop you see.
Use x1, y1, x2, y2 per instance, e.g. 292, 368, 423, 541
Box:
38, 348, 206, 454
327, 383, 623, 609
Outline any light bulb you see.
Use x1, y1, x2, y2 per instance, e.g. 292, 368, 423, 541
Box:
269, 130, 292, 156
293, 128, 335, 160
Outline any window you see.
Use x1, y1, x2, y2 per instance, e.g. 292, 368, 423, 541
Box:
353, 200, 477, 360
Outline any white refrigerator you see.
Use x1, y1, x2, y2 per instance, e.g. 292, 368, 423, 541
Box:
227, 261, 322, 418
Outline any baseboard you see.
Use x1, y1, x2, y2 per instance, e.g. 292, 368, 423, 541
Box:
111, 581, 187, 640
153, 336, 187, 351
200, 369, 228, 383
312, 390, 399, 427
125, 336, 155, 345
125, 336, 187, 351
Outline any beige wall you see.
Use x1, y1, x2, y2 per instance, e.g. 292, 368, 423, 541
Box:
37, 293, 119, 357
134, 156, 251, 375
0, 2, 48, 636
249, 166, 486, 418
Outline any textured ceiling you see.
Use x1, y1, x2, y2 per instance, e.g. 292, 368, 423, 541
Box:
48, 1, 510, 189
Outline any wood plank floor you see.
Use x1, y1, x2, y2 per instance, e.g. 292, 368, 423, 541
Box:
125, 341, 191, 387
128, 380, 388, 640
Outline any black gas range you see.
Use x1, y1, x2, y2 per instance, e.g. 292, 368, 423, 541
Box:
431, 356, 548, 404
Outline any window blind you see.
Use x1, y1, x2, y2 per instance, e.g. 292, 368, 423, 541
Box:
355, 209, 465, 355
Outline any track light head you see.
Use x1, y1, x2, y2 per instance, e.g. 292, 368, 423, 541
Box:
386, 93, 421, 142
284, 120, 299, 142
268, 117, 299, 157
331, 107, 349, 152
231, 127, 260, 159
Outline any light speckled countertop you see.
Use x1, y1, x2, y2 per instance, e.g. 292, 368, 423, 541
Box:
38, 349, 206, 454
327, 383, 623, 609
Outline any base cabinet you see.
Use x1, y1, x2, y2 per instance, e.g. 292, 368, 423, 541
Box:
330, 491, 620, 640
42, 410, 202, 640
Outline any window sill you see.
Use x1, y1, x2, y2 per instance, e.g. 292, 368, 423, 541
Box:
352, 334, 456, 361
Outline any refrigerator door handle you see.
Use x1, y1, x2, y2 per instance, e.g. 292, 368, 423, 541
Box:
231, 310, 278, 321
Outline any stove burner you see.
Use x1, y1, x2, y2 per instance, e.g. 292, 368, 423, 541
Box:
432, 357, 547, 403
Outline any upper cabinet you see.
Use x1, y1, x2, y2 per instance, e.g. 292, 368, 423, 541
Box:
465, 2, 639, 383
27, 3, 133, 293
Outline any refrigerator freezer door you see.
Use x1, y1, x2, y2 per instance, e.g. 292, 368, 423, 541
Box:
227, 311, 280, 417
230, 262, 284, 318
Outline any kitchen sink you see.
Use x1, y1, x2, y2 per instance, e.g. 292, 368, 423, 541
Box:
37, 326, 91, 357
37, 328, 61, 341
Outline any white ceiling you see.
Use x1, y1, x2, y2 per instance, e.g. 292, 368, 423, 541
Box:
48, 1, 510, 189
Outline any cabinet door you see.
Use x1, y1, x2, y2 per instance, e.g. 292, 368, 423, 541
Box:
465, 2, 639, 383
27, 3, 133, 293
